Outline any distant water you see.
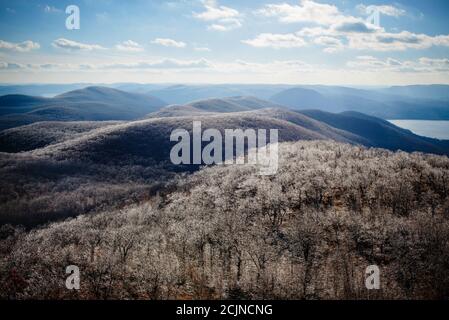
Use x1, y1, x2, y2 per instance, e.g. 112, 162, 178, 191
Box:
389, 120, 449, 140
42, 93, 58, 98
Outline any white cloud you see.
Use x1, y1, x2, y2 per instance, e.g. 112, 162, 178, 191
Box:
257, 1, 404, 26
194, 0, 240, 21
0, 40, 40, 52
419, 57, 449, 66
242, 33, 307, 49
256, 0, 342, 25
194, 0, 242, 31
2, 56, 449, 86
0, 62, 93, 71
52, 38, 106, 51
194, 47, 211, 52
0, 59, 213, 72
249, 1, 449, 52
0, 61, 25, 70
348, 31, 449, 51
245, 27, 449, 52
102, 59, 211, 70
313, 36, 344, 53
151, 38, 186, 48
332, 18, 379, 33
209, 59, 315, 74
115, 40, 144, 52
44, 5, 62, 13
248, 0, 449, 53
347, 55, 449, 73
356, 4, 406, 18
208, 18, 241, 31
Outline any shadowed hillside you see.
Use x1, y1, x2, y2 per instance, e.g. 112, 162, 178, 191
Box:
0, 95, 54, 115
0, 113, 332, 226
146, 97, 449, 156
0, 121, 123, 153
241, 108, 370, 146
29, 114, 329, 165
299, 109, 449, 155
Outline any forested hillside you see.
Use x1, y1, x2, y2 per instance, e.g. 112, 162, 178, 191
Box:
1, 141, 448, 299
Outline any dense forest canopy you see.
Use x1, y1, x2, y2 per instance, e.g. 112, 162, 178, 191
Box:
1, 141, 448, 299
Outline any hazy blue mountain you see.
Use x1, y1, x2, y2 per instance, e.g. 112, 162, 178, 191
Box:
147, 85, 249, 105
0, 86, 167, 130
270, 86, 449, 120
378, 85, 449, 101
55, 86, 166, 109
270, 88, 330, 110
0, 94, 55, 115
269, 86, 397, 114
0, 84, 95, 97
113, 83, 173, 94
2, 83, 449, 119
146, 84, 292, 104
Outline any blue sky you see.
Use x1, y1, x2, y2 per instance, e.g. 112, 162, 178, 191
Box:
0, 0, 449, 85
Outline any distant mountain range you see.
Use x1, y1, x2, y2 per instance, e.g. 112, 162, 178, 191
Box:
1, 83, 449, 121
143, 84, 449, 120
1, 94, 448, 158
270, 86, 449, 120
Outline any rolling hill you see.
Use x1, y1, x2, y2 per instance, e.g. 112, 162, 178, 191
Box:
146, 96, 284, 118
1, 96, 448, 227
0, 121, 123, 153
3, 94, 447, 157
186, 96, 282, 112
29, 114, 330, 166
241, 108, 370, 146
299, 109, 449, 155
0, 86, 167, 130
146, 96, 449, 156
